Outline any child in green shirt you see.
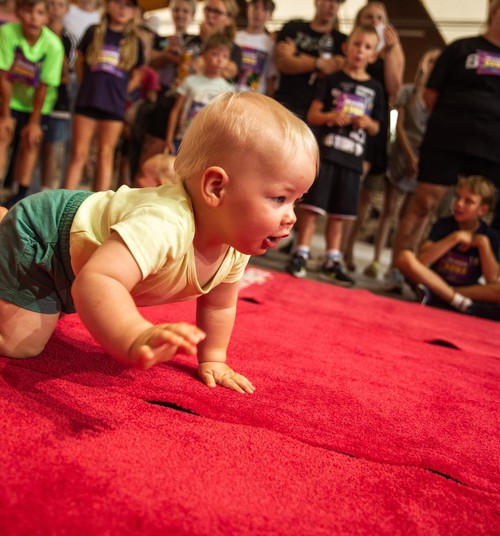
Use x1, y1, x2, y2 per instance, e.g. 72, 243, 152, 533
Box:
0, 0, 64, 206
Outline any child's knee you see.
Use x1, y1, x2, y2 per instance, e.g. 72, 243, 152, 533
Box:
0, 337, 44, 359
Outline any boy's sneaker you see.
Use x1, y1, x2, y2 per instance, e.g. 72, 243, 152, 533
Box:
286, 254, 307, 278
415, 283, 431, 305
363, 260, 380, 278
384, 268, 405, 294
320, 261, 355, 287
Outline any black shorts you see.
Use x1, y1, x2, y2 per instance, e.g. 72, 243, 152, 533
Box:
300, 160, 361, 219
418, 146, 500, 188
75, 105, 124, 122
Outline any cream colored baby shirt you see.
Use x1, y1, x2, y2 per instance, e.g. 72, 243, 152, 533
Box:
69, 182, 250, 306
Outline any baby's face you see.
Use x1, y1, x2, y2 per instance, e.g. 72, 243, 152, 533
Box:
214, 148, 316, 256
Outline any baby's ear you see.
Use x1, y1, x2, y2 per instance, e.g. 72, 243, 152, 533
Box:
200, 166, 229, 207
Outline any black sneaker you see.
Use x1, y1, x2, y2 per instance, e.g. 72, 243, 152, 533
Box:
286, 254, 307, 278
2, 191, 27, 209
320, 261, 355, 286
415, 283, 431, 305
467, 301, 500, 321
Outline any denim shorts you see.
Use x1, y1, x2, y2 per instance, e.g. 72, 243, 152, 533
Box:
0, 190, 93, 314
45, 115, 71, 143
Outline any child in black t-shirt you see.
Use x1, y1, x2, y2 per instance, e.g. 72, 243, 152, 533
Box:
397, 175, 500, 320
286, 25, 384, 285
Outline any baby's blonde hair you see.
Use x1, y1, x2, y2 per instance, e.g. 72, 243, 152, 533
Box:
175, 92, 319, 182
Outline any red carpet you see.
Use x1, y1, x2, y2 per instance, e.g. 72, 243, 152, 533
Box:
1, 268, 498, 534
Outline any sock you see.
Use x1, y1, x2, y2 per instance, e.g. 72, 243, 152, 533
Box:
450, 292, 472, 312
295, 246, 310, 259
325, 249, 342, 263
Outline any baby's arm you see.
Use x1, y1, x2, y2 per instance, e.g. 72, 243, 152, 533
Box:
72, 233, 205, 369
196, 282, 255, 394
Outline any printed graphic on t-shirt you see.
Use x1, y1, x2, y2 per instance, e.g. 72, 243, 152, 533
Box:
335, 92, 367, 117
8, 47, 42, 86
322, 85, 374, 156
477, 50, 500, 76
294, 31, 323, 54
91, 44, 126, 78
465, 49, 500, 76
237, 46, 268, 91
433, 250, 480, 286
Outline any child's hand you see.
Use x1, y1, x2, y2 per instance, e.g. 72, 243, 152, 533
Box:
129, 323, 206, 370
328, 111, 351, 127
0, 116, 14, 143
198, 362, 255, 394
351, 114, 371, 131
454, 230, 475, 251
21, 122, 43, 149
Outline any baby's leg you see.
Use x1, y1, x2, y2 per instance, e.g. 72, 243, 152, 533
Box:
0, 299, 59, 358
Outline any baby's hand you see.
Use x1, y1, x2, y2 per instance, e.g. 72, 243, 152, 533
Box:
129, 323, 206, 370
198, 362, 255, 394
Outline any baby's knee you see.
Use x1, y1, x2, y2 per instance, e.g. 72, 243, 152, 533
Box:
0, 337, 45, 359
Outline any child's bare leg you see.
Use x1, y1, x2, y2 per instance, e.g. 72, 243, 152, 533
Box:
397, 249, 455, 302
94, 119, 123, 191
15, 137, 41, 189
0, 299, 59, 358
0, 117, 15, 181
64, 114, 96, 190
325, 216, 344, 251
456, 281, 500, 302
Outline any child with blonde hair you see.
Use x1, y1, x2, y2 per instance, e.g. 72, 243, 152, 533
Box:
397, 175, 500, 320
135, 153, 176, 188
64, 0, 144, 192
0, 92, 319, 392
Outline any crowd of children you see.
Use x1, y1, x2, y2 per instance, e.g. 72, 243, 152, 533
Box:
0, 0, 499, 331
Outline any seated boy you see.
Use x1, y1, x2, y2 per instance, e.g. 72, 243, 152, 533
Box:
0, 92, 319, 392
0, 0, 64, 205
397, 175, 500, 320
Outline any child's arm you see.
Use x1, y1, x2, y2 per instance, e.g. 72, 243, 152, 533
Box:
381, 24, 405, 99
275, 37, 344, 76
165, 93, 185, 154
127, 66, 144, 94
351, 114, 380, 136
0, 70, 14, 139
196, 282, 255, 394
394, 104, 418, 176
306, 98, 351, 127
72, 233, 206, 369
417, 230, 476, 266
473, 234, 500, 283
74, 51, 85, 85
22, 83, 48, 149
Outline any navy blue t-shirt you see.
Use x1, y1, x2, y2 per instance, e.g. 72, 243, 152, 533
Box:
429, 216, 500, 286
76, 25, 144, 117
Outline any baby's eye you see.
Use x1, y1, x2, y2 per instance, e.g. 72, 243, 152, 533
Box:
272, 196, 286, 204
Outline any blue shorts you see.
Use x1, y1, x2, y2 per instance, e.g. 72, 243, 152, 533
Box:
0, 190, 93, 314
45, 115, 71, 143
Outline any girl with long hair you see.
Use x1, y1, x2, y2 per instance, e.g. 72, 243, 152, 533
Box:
64, 0, 144, 191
